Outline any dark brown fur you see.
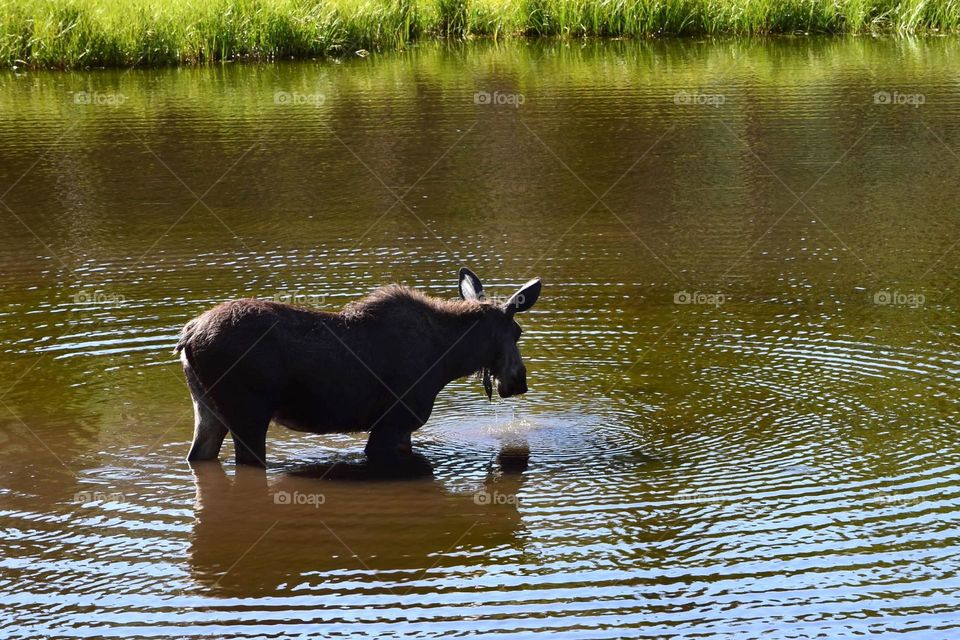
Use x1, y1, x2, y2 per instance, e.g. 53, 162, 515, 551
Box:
176, 277, 538, 467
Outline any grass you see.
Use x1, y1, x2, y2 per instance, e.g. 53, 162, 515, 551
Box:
2, 0, 960, 68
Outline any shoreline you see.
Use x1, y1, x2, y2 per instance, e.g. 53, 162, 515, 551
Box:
4, 0, 960, 70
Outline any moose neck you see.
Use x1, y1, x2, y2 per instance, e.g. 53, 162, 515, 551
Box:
431, 304, 490, 385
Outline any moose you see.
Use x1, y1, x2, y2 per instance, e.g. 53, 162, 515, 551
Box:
175, 268, 542, 467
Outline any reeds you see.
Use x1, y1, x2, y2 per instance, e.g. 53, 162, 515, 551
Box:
3, 0, 959, 68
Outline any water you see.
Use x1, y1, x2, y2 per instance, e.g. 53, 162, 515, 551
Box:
1, 37, 959, 638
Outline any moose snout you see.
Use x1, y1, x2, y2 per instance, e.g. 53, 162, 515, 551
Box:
496, 367, 528, 398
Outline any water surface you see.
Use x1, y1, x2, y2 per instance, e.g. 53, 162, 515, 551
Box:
1, 37, 959, 638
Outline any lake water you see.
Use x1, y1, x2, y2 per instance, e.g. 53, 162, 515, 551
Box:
1, 37, 959, 638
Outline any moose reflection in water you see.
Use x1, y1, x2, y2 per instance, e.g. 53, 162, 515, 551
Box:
176, 268, 542, 467
187, 446, 529, 594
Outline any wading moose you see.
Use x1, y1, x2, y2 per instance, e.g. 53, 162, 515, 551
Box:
175, 268, 542, 467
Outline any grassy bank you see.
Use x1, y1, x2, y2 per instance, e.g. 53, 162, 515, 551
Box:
3, 0, 960, 68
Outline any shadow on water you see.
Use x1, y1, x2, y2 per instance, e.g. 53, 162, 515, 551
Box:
186, 445, 530, 595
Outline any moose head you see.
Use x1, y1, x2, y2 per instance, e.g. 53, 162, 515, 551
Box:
458, 267, 542, 399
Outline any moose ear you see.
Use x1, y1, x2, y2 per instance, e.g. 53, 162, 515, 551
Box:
503, 277, 541, 315
458, 267, 484, 301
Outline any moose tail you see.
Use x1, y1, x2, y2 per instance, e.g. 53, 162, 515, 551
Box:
173, 319, 198, 362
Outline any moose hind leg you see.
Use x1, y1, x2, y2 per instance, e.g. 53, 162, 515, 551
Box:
216, 397, 274, 468
187, 396, 229, 461
232, 426, 269, 468
184, 366, 228, 462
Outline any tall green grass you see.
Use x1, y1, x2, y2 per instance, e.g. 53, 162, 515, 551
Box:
3, 0, 960, 68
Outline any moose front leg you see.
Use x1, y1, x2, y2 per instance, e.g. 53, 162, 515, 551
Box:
365, 395, 434, 470
364, 425, 413, 463
365, 425, 434, 477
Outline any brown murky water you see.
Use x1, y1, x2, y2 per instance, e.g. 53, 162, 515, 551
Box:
1, 37, 959, 638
